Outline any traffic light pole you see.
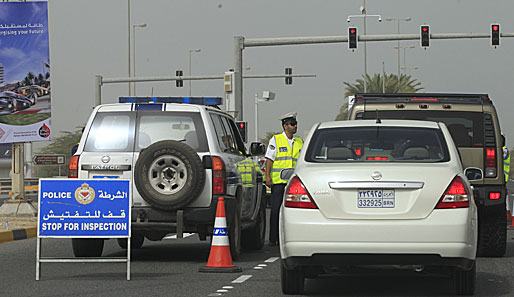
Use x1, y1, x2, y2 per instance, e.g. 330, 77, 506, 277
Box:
232, 31, 514, 121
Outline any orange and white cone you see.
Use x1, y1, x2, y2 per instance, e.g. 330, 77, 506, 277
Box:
199, 197, 242, 273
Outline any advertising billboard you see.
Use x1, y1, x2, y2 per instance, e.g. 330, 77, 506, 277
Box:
0, 1, 51, 143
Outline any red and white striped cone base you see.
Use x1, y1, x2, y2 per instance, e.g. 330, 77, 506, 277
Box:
199, 197, 241, 273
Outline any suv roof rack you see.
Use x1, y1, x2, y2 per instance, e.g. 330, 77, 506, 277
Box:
354, 93, 491, 105
118, 96, 223, 106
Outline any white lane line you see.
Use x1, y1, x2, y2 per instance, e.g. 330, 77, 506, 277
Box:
163, 233, 195, 239
216, 289, 229, 293
222, 286, 234, 289
265, 257, 279, 263
232, 275, 253, 283
253, 266, 263, 270
208, 294, 222, 296
258, 264, 267, 267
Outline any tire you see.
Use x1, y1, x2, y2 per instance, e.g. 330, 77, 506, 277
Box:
117, 233, 145, 249
72, 238, 104, 257
229, 198, 242, 260
477, 208, 506, 257
134, 140, 205, 210
453, 261, 476, 295
241, 199, 266, 250
281, 260, 304, 295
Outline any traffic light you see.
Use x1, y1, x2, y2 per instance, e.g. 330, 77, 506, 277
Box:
176, 70, 183, 87
236, 121, 248, 142
348, 27, 357, 50
420, 25, 430, 48
285, 67, 292, 85
491, 24, 500, 47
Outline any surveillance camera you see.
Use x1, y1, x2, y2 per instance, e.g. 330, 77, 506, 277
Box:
262, 91, 276, 100
346, 18, 350, 23
378, 17, 382, 22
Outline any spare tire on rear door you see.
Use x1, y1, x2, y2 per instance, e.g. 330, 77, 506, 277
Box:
134, 140, 205, 210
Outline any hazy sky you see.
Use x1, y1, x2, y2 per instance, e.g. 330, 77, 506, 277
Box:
43, 0, 514, 152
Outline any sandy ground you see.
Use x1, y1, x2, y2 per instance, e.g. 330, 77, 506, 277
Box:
0, 216, 37, 231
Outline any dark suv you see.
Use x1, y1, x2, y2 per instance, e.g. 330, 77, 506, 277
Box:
348, 93, 507, 257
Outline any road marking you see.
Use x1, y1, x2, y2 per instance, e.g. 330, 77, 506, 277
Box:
232, 275, 252, 283
208, 294, 222, 296
253, 266, 263, 270
163, 233, 195, 239
258, 264, 267, 267
265, 257, 279, 263
216, 289, 229, 293
222, 286, 233, 289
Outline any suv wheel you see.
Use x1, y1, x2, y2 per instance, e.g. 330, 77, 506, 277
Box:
117, 233, 145, 249
452, 261, 475, 295
229, 198, 242, 260
281, 260, 304, 295
134, 140, 205, 210
241, 199, 266, 250
477, 208, 506, 257
72, 238, 104, 257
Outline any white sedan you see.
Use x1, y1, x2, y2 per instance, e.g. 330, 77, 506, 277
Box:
279, 119, 480, 295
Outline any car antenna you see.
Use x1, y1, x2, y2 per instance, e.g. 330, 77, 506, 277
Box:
375, 109, 381, 123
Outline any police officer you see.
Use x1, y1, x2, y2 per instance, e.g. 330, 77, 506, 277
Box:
264, 112, 303, 246
504, 146, 510, 183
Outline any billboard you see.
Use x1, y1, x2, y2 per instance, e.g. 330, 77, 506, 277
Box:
0, 1, 51, 143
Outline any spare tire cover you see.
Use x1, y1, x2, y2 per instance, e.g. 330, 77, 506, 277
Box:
134, 140, 205, 210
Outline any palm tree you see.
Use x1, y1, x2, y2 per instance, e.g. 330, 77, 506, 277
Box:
26, 72, 35, 85
38, 73, 45, 85
343, 73, 423, 98
336, 73, 424, 121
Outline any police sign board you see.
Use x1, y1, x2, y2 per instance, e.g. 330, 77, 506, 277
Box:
38, 179, 130, 237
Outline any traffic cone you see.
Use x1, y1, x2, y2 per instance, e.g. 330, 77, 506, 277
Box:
199, 197, 242, 273
508, 210, 512, 220
510, 214, 514, 228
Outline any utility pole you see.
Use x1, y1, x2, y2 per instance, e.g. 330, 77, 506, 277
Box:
386, 17, 412, 78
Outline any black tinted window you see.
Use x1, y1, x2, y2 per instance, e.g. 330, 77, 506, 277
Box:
306, 126, 450, 163
362, 111, 484, 148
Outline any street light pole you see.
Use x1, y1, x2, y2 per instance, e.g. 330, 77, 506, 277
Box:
127, 0, 131, 96
188, 49, 201, 96
132, 23, 146, 96
394, 45, 415, 75
385, 17, 412, 78
254, 91, 275, 142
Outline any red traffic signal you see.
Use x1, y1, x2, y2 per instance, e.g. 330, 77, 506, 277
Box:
420, 25, 430, 48
348, 27, 357, 50
491, 24, 500, 47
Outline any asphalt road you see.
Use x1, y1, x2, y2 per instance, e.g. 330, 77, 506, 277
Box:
2, 213, 514, 296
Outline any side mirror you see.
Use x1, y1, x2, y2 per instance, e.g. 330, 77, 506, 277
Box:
250, 142, 266, 155
280, 168, 294, 181
464, 167, 483, 181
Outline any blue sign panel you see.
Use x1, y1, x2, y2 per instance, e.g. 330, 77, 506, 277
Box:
38, 179, 130, 238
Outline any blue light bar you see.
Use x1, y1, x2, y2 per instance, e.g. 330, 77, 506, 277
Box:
119, 96, 222, 105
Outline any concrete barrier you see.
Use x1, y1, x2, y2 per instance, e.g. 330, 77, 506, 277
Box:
0, 226, 37, 243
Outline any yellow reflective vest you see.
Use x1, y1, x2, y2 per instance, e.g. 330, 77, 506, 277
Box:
271, 133, 303, 184
504, 146, 510, 182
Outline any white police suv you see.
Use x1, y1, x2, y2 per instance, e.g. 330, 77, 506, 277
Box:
69, 97, 267, 259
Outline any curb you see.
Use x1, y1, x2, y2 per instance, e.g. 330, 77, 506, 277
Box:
0, 226, 37, 243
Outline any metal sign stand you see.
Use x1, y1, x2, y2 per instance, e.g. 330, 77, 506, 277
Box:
36, 236, 131, 280
35, 178, 132, 280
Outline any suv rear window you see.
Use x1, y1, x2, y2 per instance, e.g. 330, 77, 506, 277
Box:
84, 111, 208, 152
360, 111, 484, 147
305, 126, 450, 163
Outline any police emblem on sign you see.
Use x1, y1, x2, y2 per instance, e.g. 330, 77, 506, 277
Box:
75, 183, 95, 205
279, 147, 288, 152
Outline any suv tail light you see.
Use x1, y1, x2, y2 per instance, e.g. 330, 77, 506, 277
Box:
485, 148, 497, 177
435, 176, 469, 209
212, 156, 225, 194
284, 176, 318, 209
68, 155, 79, 178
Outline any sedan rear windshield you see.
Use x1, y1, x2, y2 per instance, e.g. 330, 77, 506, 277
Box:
306, 126, 450, 163
84, 111, 208, 152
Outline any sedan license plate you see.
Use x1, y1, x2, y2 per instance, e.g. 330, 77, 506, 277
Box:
357, 189, 395, 208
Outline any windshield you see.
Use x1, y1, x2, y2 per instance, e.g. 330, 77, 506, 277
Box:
305, 126, 450, 163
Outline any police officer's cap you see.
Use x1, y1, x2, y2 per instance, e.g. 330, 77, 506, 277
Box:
280, 112, 297, 124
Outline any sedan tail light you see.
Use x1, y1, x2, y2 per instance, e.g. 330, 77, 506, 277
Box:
284, 176, 318, 209
68, 155, 79, 178
435, 176, 469, 209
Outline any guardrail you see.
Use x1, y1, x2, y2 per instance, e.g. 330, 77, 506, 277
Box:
0, 178, 39, 197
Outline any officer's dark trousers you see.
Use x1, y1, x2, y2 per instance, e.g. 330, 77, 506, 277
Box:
269, 183, 286, 243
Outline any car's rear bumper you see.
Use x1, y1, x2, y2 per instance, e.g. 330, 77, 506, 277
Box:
280, 207, 477, 260
282, 253, 475, 271
130, 195, 236, 230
